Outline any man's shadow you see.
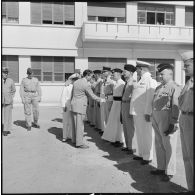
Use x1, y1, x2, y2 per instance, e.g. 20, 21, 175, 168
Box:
13, 120, 27, 129
84, 122, 187, 193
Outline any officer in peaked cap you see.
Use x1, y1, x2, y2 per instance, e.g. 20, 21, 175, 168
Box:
130, 60, 157, 165
178, 51, 193, 191
2, 67, 16, 136
20, 68, 42, 131
151, 63, 181, 182
121, 64, 137, 154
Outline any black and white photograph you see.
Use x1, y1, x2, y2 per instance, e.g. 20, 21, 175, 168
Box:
1, 1, 194, 193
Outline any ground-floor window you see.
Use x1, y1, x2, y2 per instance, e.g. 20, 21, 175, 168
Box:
2, 55, 19, 83
137, 58, 175, 82
31, 56, 75, 82
88, 57, 127, 70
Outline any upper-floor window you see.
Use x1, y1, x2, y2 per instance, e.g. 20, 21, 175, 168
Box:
2, 1, 19, 23
2, 55, 19, 83
185, 6, 193, 27
31, 2, 75, 25
137, 58, 175, 82
138, 3, 175, 26
87, 2, 126, 23
88, 57, 127, 70
31, 56, 75, 82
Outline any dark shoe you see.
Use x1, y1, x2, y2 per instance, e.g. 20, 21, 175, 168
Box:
121, 147, 129, 151
126, 149, 134, 155
62, 138, 67, 142
133, 156, 143, 161
76, 144, 89, 149
150, 169, 165, 175
99, 131, 103, 135
27, 126, 31, 131
2, 131, 8, 136
141, 160, 152, 165
32, 123, 40, 128
114, 141, 123, 147
161, 174, 173, 182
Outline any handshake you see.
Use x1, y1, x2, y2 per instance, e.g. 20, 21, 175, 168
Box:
99, 98, 106, 103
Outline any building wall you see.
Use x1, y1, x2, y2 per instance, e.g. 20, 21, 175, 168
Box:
2, 1, 193, 106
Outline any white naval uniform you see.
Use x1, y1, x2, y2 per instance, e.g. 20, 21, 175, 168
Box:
102, 78, 126, 144
60, 84, 73, 140
130, 72, 157, 161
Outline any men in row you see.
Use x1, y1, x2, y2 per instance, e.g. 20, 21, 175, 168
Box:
2, 67, 16, 136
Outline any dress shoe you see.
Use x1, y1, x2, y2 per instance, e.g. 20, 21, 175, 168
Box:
150, 169, 165, 175
76, 144, 89, 149
99, 131, 103, 135
114, 141, 123, 147
141, 160, 152, 165
27, 126, 31, 131
133, 156, 143, 161
161, 174, 173, 182
62, 138, 67, 142
126, 149, 134, 155
32, 123, 40, 128
121, 147, 129, 151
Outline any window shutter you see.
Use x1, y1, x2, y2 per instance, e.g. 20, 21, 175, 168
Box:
64, 2, 75, 21
64, 57, 75, 73
185, 7, 193, 26
42, 2, 52, 22
42, 57, 53, 72
53, 2, 63, 24
7, 2, 18, 18
88, 2, 125, 18
31, 2, 42, 24
7, 55, 19, 83
2, 2, 7, 16
54, 57, 63, 72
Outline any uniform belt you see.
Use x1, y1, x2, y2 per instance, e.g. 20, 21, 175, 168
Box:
24, 90, 36, 93
181, 111, 193, 115
122, 100, 130, 103
113, 96, 122, 101
106, 93, 113, 96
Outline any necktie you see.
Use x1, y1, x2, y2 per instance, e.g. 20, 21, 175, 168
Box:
122, 81, 127, 97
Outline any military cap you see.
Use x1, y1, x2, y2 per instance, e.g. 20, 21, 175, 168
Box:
157, 63, 174, 72
68, 73, 80, 80
112, 68, 123, 73
136, 60, 153, 68
27, 68, 33, 75
93, 70, 102, 74
2, 67, 9, 73
103, 66, 111, 71
124, 64, 137, 73
180, 51, 193, 62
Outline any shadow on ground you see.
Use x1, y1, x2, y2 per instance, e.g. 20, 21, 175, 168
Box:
84, 122, 187, 193
51, 118, 62, 123
13, 120, 27, 129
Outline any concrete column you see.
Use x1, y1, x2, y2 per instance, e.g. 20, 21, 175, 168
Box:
75, 57, 88, 74
175, 5, 185, 27
75, 2, 87, 26
126, 2, 137, 25
19, 56, 31, 83
19, 2, 31, 25
174, 59, 183, 85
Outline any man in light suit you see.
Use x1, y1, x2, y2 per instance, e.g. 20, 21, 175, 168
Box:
2, 67, 16, 136
71, 69, 105, 149
130, 61, 157, 165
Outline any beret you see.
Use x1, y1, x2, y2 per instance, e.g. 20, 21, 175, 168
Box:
103, 66, 111, 71
112, 68, 123, 73
2, 67, 9, 73
93, 70, 102, 74
157, 63, 174, 72
124, 64, 137, 73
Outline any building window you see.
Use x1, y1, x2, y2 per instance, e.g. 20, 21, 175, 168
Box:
2, 2, 19, 23
88, 57, 127, 70
2, 55, 19, 83
31, 2, 75, 25
137, 3, 175, 25
87, 2, 126, 23
137, 58, 175, 82
185, 6, 193, 27
31, 56, 75, 82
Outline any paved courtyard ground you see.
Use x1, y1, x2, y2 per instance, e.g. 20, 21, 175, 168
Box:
2, 106, 188, 193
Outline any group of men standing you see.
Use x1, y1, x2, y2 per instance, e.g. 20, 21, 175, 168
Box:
2, 51, 193, 192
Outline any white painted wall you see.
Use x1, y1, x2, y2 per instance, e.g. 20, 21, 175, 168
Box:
175, 5, 185, 27
126, 2, 137, 25
19, 2, 31, 25
75, 57, 88, 73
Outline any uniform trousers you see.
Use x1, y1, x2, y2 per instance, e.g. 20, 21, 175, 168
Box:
71, 112, 85, 146
95, 103, 102, 129
23, 93, 39, 127
133, 115, 154, 161
62, 110, 73, 140
100, 102, 106, 132
179, 114, 193, 191
121, 102, 135, 150
152, 110, 178, 175
104, 101, 113, 124
2, 104, 13, 132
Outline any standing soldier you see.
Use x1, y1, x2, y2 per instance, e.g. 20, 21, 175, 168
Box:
20, 68, 42, 131
121, 64, 137, 154
151, 63, 181, 182
130, 61, 157, 165
179, 51, 193, 191
2, 67, 16, 136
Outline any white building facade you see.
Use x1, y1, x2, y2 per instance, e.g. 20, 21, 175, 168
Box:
2, 1, 193, 106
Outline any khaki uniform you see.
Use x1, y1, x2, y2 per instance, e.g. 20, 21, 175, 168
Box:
178, 77, 193, 190
121, 78, 136, 150
2, 78, 16, 132
152, 80, 181, 175
20, 77, 42, 127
